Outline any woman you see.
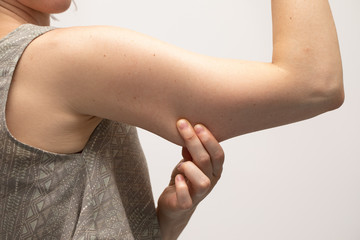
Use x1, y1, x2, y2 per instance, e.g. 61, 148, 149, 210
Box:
0, 0, 343, 239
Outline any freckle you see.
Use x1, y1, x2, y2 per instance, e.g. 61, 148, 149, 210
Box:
133, 96, 137, 100
290, 17, 293, 20
103, 54, 107, 57
153, 53, 156, 57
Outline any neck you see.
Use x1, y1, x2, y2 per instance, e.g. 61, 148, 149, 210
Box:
0, 1, 50, 27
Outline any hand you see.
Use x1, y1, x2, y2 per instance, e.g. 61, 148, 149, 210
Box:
157, 119, 225, 239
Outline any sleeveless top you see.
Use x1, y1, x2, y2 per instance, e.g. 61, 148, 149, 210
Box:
0, 24, 161, 240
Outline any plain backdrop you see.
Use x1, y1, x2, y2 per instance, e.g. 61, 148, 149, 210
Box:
53, 1, 360, 239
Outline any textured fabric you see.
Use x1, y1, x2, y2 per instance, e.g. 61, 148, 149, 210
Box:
0, 24, 161, 240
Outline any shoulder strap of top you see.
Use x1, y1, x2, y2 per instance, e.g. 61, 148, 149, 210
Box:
0, 24, 55, 147
0, 24, 55, 78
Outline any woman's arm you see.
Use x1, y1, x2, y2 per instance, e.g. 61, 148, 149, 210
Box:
26, 0, 343, 146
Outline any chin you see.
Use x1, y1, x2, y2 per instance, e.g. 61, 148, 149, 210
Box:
44, 0, 72, 13
50, 0, 72, 13
19, 0, 72, 14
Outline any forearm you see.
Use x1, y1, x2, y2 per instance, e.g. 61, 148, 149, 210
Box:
177, 0, 344, 143
271, 0, 343, 102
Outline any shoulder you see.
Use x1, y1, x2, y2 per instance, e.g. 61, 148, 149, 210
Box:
30, 25, 174, 62
26, 25, 190, 91
6, 26, 107, 154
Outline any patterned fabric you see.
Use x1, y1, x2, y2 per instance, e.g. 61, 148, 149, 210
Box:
0, 24, 161, 240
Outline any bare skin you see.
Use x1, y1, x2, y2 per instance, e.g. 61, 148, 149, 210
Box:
158, 120, 225, 239
0, 0, 344, 238
0, 0, 343, 154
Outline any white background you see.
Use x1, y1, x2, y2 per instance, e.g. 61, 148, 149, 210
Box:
53, 1, 360, 239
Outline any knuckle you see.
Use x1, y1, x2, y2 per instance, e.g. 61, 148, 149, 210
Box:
199, 133, 210, 144
197, 153, 210, 164
179, 161, 193, 172
184, 132, 197, 142
213, 168, 223, 179
179, 201, 193, 210
199, 177, 211, 191
181, 161, 191, 169
214, 149, 225, 161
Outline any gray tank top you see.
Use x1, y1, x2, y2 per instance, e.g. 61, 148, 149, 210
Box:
0, 24, 160, 240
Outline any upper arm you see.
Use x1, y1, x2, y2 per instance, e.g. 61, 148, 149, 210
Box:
33, 26, 340, 146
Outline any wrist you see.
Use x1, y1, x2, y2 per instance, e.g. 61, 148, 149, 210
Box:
156, 206, 196, 240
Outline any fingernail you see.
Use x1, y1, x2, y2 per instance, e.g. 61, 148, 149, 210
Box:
176, 161, 183, 169
177, 119, 189, 130
194, 124, 204, 134
176, 174, 184, 182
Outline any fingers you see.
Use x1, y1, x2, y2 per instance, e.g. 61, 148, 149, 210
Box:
177, 119, 224, 179
177, 161, 211, 199
177, 119, 213, 178
193, 124, 224, 178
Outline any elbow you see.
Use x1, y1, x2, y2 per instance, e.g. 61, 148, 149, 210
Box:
327, 83, 345, 111
324, 67, 345, 111
310, 67, 345, 112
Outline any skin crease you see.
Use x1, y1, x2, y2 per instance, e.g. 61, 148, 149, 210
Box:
0, 0, 343, 239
